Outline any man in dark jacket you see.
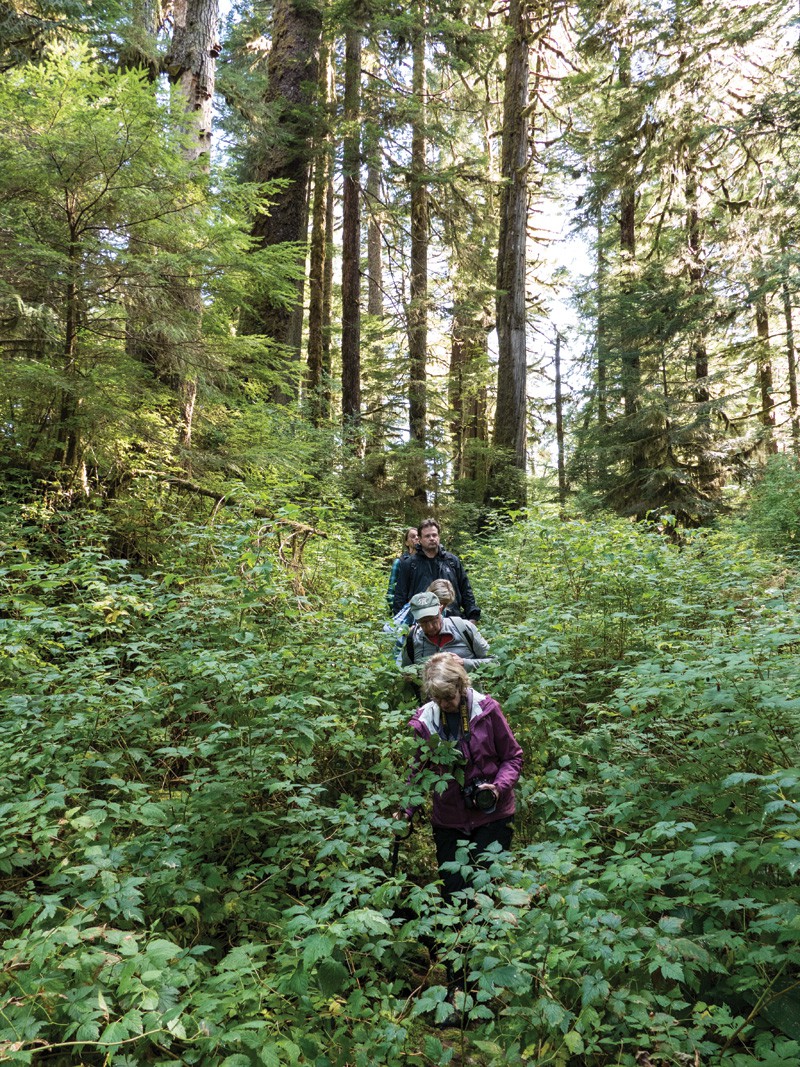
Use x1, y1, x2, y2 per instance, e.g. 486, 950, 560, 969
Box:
391, 518, 480, 620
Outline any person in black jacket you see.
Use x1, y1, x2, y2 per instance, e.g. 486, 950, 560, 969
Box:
391, 518, 480, 621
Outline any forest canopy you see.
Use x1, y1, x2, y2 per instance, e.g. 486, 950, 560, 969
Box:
1, 0, 799, 517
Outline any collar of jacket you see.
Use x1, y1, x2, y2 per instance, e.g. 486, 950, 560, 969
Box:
417, 688, 487, 735
415, 545, 448, 560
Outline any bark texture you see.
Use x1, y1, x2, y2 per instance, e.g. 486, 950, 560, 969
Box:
408, 11, 428, 502
241, 0, 322, 401
306, 36, 333, 426
491, 0, 531, 502
124, 0, 218, 454
341, 26, 362, 435
166, 0, 219, 162
450, 294, 489, 490
617, 41, 640, 425
755, 294, 776, 452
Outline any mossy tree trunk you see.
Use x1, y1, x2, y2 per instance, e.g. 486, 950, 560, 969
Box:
489, 0, 531, 508
240, 0, 322, 404
407, 5, 429, 503
341, 24, 362, 443
306, 35, 334, 427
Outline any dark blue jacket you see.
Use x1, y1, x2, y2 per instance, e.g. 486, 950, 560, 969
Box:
391, 545, 480, 620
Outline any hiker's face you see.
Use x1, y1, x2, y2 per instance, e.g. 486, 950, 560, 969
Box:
419, 611, 442, 637
419, 526, 439, 555
405, 529, 419, 551
437, 689, 462, 714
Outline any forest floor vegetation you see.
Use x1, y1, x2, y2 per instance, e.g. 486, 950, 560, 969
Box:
0, 494, 799, 1066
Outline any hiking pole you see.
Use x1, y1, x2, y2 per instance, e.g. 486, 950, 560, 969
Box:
390, 815, 415, 877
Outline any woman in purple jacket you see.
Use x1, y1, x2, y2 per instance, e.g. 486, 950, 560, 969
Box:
409, 653, 523, 901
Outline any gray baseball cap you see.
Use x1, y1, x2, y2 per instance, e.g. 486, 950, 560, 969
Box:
409, 591, 441, 620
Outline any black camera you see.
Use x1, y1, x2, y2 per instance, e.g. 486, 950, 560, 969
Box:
462, 779, 496, 813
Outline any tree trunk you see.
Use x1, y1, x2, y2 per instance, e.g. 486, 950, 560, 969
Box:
364, 41, 384, 321
450, 292, 489, 489
685, 166, 709, 407
554, 331, 566, 504
322, 155, 334, 416
306, 36, 333, 427
366, 163, 383, 318
450, 299, 469, 482
119, 0, 161, 79
240, 0, 322, 403
781, 262, 799, 453
362, 40, 387, 473
166, 0, 218, 163
56, 229, 84, 484
618, 41, 640, 426
408, 7, 428, 502
163, 0, 219, 450
595, 203, 608, 483
341, 25, 362, 439
124, 0, 218, 455
755, 294, 776, 452
685, 158, 718, 491
490, 0, 531, 506
468, 384, 489, 489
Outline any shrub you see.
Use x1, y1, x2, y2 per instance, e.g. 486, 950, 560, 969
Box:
745, 454, 800, 553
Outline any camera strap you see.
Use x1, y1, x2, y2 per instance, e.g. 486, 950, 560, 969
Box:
435, 696, 471, 743
459, 697, 470, 742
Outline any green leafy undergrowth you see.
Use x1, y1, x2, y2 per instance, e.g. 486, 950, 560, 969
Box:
1, 503, 799, 1064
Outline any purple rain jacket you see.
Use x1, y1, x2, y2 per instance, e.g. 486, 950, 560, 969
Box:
408, 688, 523, 834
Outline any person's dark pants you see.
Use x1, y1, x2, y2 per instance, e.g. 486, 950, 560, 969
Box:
432, 817, 514, 902
431, 817, 514, 1000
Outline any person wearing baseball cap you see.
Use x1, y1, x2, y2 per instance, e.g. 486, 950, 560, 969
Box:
401, 591, 491, 670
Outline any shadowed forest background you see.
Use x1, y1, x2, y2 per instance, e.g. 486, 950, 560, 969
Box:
1, 1, 800, 1064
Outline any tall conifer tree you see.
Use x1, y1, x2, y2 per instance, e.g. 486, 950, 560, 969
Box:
239, 0, 322, 403
490, 0, 531, 506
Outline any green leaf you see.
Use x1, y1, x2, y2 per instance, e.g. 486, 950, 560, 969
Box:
658, 915, 684, 934
144, 938, 181, 967
659, 961, 685, 982
563, 1030, 585, 1054
302, 932, 335, 967
98, 1019, 130, 1046
317, 958, 349, 996
298, 1036, 319, 1060
424, 1035, 453, 1062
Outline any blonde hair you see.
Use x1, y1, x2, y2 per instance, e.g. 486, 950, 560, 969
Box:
427, 578, 455, 608
422, 653, 470, 703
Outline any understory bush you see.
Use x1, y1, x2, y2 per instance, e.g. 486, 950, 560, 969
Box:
745, 454, 800, 554
1, 498, 798, 1065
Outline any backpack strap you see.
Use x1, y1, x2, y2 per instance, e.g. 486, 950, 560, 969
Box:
405, 623, 418, 663
450, 616, 476, 656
